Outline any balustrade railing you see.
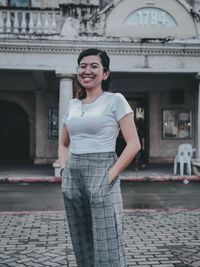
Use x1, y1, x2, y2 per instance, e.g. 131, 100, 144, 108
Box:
0, 9, 60, 35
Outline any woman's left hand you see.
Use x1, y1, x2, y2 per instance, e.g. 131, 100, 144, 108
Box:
107, 168, 118, 185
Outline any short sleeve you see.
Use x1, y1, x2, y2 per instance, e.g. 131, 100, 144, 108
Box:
62, 98, 79, 125
62, 112, 68, 125
62, 99, 74, 125
113, 93, 133, 122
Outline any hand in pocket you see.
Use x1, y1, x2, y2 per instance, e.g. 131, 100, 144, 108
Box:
107, 168, 118, 185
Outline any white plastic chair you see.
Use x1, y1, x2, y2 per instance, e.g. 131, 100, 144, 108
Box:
173, 144, 196, 176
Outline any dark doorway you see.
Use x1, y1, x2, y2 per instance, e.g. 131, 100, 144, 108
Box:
0, 101, 30, 161
116, 96, 148, 167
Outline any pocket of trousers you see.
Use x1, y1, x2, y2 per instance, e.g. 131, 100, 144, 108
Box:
106, 170, 119, 187
110, 175, 119, 186
106, 155, 119, 187
61, 167, 69, 192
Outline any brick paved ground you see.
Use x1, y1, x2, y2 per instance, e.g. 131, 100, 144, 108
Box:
0, 210, 200, 267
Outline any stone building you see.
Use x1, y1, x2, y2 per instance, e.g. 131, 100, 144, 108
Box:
0, 0, 200, 174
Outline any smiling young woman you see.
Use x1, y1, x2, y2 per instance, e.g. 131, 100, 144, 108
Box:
58, 48, 141, 267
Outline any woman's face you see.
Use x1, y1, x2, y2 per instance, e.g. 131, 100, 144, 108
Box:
77, 55, 109, 90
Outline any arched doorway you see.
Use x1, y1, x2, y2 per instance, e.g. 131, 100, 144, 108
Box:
0, 101, 30, 161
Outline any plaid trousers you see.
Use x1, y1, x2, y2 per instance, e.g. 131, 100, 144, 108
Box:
62, 152, 126, 267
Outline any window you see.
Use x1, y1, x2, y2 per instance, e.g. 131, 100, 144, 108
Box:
8, 0, 30, 7
48, 108, 58, 138
163, 110, 192, 139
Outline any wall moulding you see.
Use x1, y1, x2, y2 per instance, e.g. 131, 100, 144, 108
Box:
0, 41, 200, 57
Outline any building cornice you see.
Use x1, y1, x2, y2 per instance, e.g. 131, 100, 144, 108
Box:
0, 39, 200, 57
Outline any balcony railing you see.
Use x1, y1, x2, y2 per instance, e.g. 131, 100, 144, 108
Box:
0, 8, 60, 36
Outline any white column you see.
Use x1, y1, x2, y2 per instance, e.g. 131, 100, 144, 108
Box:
198, 80, 200, 158
34, 91, 46, 164
21, 11, 27, 34
5, 11, 11, 33
28, 12, 34, 34
53, 74, 74, 177
149, 92, 161, 162
13, 11, 19, 34
44, 12, 49, 34
36, 12, 42, 34
58, 74, 74, 140
51, 12, 57, 34
0, 11, 3, 33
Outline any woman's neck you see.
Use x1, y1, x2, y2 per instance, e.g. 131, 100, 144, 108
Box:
83, 88, 104, 104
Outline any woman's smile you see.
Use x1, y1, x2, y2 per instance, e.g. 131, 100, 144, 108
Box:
82, 78, 93, 83
81, 74, 94, 81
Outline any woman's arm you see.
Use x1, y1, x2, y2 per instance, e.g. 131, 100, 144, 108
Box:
108, 113, 141, 183
58, 125, 70, 169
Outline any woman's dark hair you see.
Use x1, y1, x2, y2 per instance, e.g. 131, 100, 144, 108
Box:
75, 48, 111, 99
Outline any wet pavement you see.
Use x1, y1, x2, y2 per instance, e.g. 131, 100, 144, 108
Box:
0, 163, 200, 266
0, 210, 200, 266
0, 181, 200, 211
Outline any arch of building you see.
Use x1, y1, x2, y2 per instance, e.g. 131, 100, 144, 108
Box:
105, 0, 197, 39
0, 94, 35, 160
0, 95, 34, 119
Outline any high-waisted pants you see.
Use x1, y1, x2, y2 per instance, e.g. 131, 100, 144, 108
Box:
62, 152, 126, 267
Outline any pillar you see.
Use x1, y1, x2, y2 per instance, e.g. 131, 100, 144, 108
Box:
58, 74, 74, 139
35, 91, 46, 163
198, 79, 200, 158
149, 92, 161, 162
53, 74, 74, 176
29, 117, 35, 161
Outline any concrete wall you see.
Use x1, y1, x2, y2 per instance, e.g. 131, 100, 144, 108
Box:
105, 0, 197, 39
34, 91, 58, 164
32, 0, 60, 8
149, 90, 195, 163
0, 0, 6, 5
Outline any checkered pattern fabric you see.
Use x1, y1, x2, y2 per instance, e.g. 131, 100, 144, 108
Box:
62, 152, 126, 267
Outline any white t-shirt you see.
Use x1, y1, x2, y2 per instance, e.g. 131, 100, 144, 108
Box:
63, 92, 133, 154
